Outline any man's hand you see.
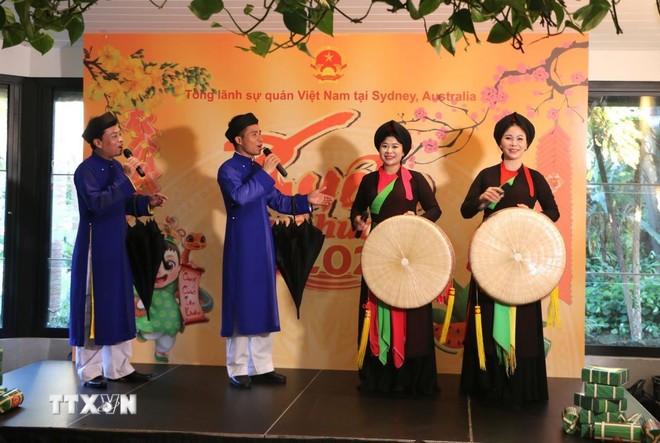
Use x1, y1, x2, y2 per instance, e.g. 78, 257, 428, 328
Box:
122, 156, 142, 176
262, 153, 281, 174
149, 193, 168, 208
307, 186, 334, 206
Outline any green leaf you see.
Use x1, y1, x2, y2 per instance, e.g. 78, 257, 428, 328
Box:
29, 31, 54, 55
564, 20, 582, 33
578, 1, 610, 32
211, 22, 223, 28
419, 0, 442, 16
0, 7, 6, 28
450, 8, 476, 34
282, 9, 307, 35
66, 14, 85, 44
441, 33, 455, 55
487, 21, 514, 43
552, 2, 566, 27
503, 0, 526, 15
244, 4, 254, 15
297, 42, 312, 57
512, 9, 533, 31
188, 0, 224, 21
426, 23, 446, 54
247, 31, 273, 57
312, 7, 334, 36
407, 1, 422, 20
373, 0, 406, 11
1, 23, 26, 49
482, 0, 505, 15
527, 0, 544, 13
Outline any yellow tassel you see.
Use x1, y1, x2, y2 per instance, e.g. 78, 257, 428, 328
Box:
356, 308, 371, 369
89, 227, 95, 340
439, 287, 455, 344
474, 305, 486, 370
546, 286, 561, 328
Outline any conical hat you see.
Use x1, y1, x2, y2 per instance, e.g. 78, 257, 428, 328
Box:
469, 207, 566, 305
361, 215, 455, 309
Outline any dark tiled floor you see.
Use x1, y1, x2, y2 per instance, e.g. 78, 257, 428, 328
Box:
0, 361, 654, 442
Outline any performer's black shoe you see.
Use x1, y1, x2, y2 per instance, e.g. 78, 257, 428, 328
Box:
108, 371, 152, 383
83, 375, 107, 389
252, 371, 286, 384
229, 375, 252, 389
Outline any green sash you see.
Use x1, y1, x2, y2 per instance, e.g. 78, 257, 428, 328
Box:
370, 178, 397, 363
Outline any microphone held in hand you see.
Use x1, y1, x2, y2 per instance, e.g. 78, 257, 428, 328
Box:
262, 147, 288, 177
122, 148, 145, 177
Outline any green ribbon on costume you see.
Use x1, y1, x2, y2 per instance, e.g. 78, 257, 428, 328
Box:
489, 174, 518, 374
486, 175, 517, 210
377, 298, 391, 365
370, 179, 396, 215
493, 301, 516, 374
370, 179, 397, 365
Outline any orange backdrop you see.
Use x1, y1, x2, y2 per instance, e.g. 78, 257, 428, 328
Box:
82, 32, 587, 376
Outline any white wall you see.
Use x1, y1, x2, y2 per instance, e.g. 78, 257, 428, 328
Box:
0, 42, 659, 81
0, 44, 82, 77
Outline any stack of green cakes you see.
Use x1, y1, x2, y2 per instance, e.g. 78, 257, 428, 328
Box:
0, 349, 24, 414
562, 365, 647, 442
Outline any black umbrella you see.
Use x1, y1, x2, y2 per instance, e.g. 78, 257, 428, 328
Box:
126, 217, 166, 320
272, 211, 325, 319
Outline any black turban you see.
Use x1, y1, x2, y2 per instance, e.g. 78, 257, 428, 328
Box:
225, 113, 259, 142
373, 120, 412, 156
82, 112, 118, 145
493, 112, 535, 146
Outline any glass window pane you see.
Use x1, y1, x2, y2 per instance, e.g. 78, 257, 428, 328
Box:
586, 94, 660, 348
0, 86, 7, 328
47, 91, 83, 328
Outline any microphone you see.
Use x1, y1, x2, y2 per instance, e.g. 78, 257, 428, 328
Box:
123, 148, 145, 177
355, 211, 368, 239
262, 147, 288, 177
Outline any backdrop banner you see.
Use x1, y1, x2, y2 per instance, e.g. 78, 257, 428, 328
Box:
83, 32, 587, 376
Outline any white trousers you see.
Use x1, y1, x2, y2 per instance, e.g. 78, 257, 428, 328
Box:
226, 333, 274, 377
75, 340, 135, 381
76, 252, 135, 382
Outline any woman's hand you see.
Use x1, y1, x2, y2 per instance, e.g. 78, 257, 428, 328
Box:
354, 214, 368, 232
480, 186, 504, 205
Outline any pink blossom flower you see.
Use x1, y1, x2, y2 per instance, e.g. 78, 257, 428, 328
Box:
571, 72, 586, 84
547, 108, 559, 120
533, 67, 549, 81
435, 112, 443, 120
436, 129, 448, 140
414, 107, 428, 120
422, 138, 439, 153
406, 155, 416, 168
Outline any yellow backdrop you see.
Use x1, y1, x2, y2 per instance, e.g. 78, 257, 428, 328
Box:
82, 32, 587, 376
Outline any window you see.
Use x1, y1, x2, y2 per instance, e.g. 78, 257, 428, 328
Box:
0, 85, 7, 327
0, 76, 81, 338
586, 82, 660, 356
47, 91, 83, 327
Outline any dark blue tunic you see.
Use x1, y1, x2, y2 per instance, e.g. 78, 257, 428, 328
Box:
69, 152, 151, 347
217, 153, 311, 337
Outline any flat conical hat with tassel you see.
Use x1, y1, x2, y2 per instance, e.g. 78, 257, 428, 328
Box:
361, 215, 455, 309
469, 207, 566, 305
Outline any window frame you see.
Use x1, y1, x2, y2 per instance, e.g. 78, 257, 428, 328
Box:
0, 75, 82, 339
585, 80, 660, 358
